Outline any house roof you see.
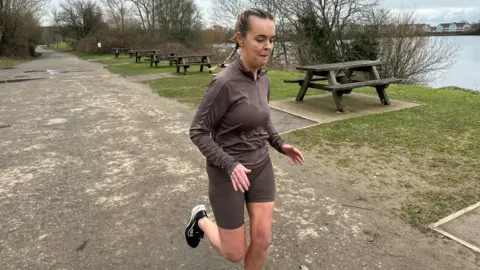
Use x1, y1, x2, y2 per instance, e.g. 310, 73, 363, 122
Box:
439, 22, 469, 28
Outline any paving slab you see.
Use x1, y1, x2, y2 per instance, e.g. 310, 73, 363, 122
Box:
269, 108, 317, 134
126, 73, 177, 82
269, 92, 421, 124
433, 202, 480, 253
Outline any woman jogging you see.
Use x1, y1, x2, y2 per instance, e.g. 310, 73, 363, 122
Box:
185, 8, 305, 269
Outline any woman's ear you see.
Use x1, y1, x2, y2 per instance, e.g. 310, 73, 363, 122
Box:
236, 32, 245, 47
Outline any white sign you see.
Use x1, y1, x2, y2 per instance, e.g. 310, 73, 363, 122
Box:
97, 42, 102, 48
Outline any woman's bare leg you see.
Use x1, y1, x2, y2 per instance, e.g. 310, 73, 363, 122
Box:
199, 217, 246, 262
244, 202, 274, 270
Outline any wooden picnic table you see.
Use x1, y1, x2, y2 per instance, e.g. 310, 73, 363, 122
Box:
170, 54, 217, 75
285, 60, 401, 112
130, 49, 162, 62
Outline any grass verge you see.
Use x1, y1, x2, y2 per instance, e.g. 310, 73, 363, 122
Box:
0, 58, 27, 69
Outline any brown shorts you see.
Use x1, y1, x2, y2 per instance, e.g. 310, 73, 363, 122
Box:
206, 156, 275, 230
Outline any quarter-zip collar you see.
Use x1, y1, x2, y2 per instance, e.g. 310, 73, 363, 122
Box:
234, 58, 267, 81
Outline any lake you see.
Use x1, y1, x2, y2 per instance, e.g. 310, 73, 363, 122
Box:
427, 36, 480, 91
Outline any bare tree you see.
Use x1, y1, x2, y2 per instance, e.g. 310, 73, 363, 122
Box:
154, 0, 203, 43
54, 0, 106, 41
129, 0, 202, 43
101, 0, 131, 33
268, 0, 379, 64
130, 0, 155, 32
0, 0, 48, 56
377, 10, 458, 84
211, 0, 249, 29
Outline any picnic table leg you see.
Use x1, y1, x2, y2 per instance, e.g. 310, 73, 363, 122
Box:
176, 57, 182, 73
181, 58, 188, 75
206, 56, 213, 74
332, 91, 347, 112
295, 72, 313, 101
375, 85, 391, 105
369, 65, 381, 80
369, 65, 391, 105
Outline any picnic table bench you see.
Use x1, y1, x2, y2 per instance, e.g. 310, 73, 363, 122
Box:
171, 54, 217, 75
113, 48, 131, 58
150, 53, 178, 67
285, 60, 401, 112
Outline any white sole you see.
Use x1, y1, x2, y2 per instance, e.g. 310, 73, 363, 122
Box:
184, 204, 206, 244
186, 204, 206, 229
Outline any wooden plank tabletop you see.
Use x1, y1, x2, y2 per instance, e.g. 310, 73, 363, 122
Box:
296, 60, 384, 72
152, 52, 177, 56
172, 54, 215, 58
130, 49, 161, 52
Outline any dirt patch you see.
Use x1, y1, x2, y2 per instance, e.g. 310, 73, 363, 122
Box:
284, 139, 480, 238
270, 92, 420, 124
301, 143, 416, 209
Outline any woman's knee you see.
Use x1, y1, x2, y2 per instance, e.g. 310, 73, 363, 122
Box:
218, 225, 246, 262
251, 231, 272, 251
223, 249, 246, 262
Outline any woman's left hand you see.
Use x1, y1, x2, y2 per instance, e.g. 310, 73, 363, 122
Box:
280, 144, 305, 165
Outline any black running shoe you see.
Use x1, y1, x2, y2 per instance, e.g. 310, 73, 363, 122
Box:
185, 205, 207, 248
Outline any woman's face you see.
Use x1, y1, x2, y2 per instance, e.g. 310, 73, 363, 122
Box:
237, 16, 275, 69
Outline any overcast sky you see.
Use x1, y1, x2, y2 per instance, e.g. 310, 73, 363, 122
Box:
43, 0, 480, 26
380, 0, 480, 25
196, 0, 480, 26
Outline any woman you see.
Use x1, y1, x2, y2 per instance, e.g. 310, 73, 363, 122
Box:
185, 8, 305, 269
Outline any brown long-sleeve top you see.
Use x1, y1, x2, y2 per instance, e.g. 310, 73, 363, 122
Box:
189, 59, 285, 176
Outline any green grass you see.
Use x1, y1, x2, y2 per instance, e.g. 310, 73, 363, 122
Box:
402, 188, 480, 229
107, 61, 179, 76
0, 58, 27, 68
68, 50, 480, 229
287, 85, 480, 156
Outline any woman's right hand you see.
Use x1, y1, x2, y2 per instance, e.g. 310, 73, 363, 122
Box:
230, 163, 251, 192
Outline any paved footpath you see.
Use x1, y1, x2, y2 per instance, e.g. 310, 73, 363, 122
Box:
1, 49, 478, 269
